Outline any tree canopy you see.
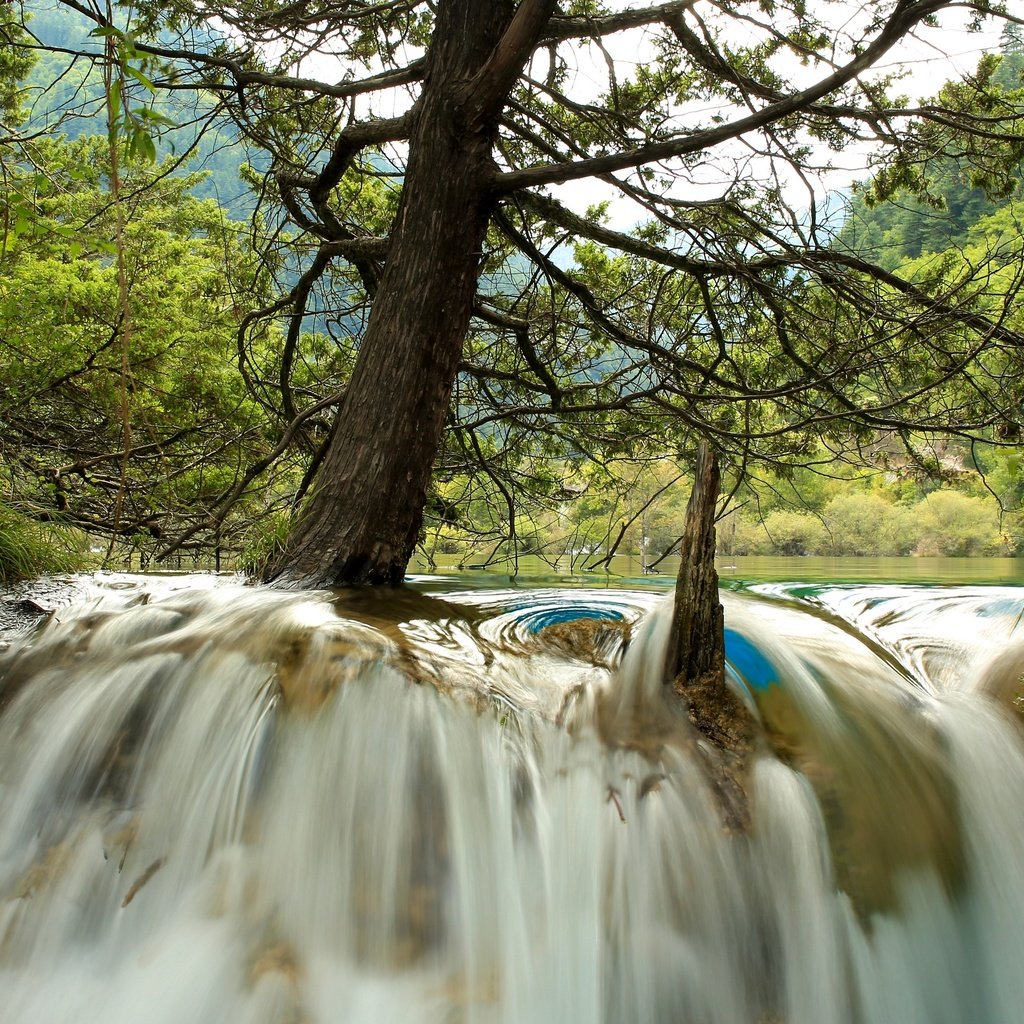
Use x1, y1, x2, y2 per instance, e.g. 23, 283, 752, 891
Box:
6, 0, 1024, 583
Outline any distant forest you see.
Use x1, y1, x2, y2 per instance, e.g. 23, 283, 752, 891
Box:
839, 23, 1024, 269
21, 2, 257, 215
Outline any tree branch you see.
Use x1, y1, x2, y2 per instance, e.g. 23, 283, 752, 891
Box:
494, 0, 956, 192
464, 0, 558, 122
54, 0, 426, 100
542, 1, 697, 43
155, 390, 345, 562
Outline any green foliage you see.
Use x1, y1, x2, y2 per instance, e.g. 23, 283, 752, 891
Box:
0, 504, 82, 582
839, 31, 1024, 269
716, 475, 1004, 559
0, 129, 284, 562
913, 491, 1000, 556
0, 2, 34, 124
421, 446, 1014, 566
760, 508, 829, 556
89, 22, 176, 163
237, 509, 292, 577
9, 0, 1024, 577
822, 493, 917, 556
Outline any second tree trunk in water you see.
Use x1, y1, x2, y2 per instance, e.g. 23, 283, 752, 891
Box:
664, 441, 724, 689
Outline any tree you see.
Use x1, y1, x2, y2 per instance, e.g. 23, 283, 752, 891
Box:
13, 0, 1024, 586
0, 131, 282, 559
993, 21, 1024, 90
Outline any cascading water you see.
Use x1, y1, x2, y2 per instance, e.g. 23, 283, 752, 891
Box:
1, 573, 1023, 1023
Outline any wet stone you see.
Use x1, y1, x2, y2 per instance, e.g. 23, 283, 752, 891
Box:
534, 616, 630, 667
272, 622, 400, 713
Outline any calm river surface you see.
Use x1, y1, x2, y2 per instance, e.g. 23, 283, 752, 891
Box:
412, 554, 1024, 587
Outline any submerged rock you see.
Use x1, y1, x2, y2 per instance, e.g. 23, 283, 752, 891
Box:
273, 621, 398, 714
534, 615, 630, 667
756, 669, 965, 922
247, 938, 306, 1024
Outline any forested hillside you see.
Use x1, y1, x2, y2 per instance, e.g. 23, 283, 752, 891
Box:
20, 1, 256, 214
839, 24, 1024, 269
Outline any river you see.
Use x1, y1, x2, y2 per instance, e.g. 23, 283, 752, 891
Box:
415, 553, 1024, 585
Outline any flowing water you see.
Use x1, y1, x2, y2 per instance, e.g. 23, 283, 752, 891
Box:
1, 573, 1023, 1023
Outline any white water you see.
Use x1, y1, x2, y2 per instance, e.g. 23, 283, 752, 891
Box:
0, 574, 1023, 1023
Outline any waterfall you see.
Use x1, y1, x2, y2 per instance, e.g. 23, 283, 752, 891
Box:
0, 573, 1022, 1023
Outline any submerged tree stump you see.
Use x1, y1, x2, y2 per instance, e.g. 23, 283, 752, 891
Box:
663, 441, 725, 690
663, 443, 755, 831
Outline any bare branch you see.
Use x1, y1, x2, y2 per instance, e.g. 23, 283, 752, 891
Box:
542, 1, 697, 43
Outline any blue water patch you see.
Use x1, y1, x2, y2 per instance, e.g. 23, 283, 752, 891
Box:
724, 628, 779, 692
521, 607, 625, 633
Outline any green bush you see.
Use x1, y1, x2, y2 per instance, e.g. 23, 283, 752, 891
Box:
822, 492, 917, 555
912, 491, 1000, 556
237, 512, 293, 578
760, 509, 829, 555
719, 512, 771, 555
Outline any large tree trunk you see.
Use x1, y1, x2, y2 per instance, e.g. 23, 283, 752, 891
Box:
266, 1, 524, 588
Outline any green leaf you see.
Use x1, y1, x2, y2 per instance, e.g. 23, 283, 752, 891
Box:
125, 64, 156, 92
136, 107, 175, 126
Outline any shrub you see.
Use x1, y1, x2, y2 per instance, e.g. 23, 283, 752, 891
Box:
822, 492, 917, 555
760, 509, 829, 555
912, 491, 1000, 556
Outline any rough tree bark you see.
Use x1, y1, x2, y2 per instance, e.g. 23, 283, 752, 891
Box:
664, 443, 757, 832
663, 441, 725, 690
266, 0, 556, 587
